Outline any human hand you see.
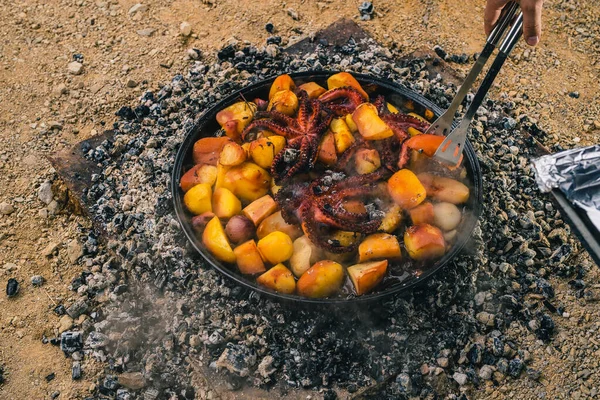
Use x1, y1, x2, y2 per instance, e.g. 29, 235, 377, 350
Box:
484, 0, 544, 46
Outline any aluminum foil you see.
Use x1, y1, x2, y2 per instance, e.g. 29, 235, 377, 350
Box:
532, 145, 600, 231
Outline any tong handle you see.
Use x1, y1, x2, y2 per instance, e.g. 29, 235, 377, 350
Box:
438, 3, 520, 126
487, 1, 520, 47
463, 13, 524, 122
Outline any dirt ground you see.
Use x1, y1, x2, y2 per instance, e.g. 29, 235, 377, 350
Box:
0, 0, 599, 399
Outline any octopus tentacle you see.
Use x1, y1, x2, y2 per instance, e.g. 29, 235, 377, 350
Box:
372, 95, 387, 114
242, 119, 293, 140
262, 110, 301, 131
319, 87, 366, 116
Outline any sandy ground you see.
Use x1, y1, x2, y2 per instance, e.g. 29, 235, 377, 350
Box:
0, 0, 599, 398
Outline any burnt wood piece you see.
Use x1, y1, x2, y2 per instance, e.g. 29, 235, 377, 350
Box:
47, 130, 115, 237
285, 18, 370, 55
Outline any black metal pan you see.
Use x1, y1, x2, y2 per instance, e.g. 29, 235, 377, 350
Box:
172, 71, 483, 305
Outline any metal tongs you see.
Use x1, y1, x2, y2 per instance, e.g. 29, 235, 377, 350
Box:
429, 3, 524, 165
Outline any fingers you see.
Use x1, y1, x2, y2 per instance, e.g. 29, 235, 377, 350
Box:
521, 0, 544, 46
484, 0, 511, 35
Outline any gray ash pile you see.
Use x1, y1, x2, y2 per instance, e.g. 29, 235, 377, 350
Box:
62, 37, 586, 399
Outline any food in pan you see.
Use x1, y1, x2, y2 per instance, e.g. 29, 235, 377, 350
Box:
181, 72, 471, 298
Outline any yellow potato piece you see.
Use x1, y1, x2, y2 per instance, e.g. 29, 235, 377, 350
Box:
212, 188, 242, 219
257, 231, 293, 264
296, 260, 344, 298
202, 216, 236, 263
256, 264, 296, 294
183, 183, 213, 215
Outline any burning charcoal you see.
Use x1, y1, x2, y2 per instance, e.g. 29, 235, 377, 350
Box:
143, 388, 160, 400
496, 358, 509, 374
217, 44, 236, 60
358, 1, 374, 20
116, 106, 136, 120
60, 331, 83, 354
53, 304, 66, 316
568, 279, 586, 289
6, 278, 19, 298
467, 344, 482, 365
86, 331, 109, 349
536, 314, 555, 340
433, 45, 448, 60
395, 373, 412, 393
66, 299, 89, 319
45, 372, 55, 382
116, 389, 131, 400
535, 278, 554, 299
215, 344, 257, 377
507, 358, 524, 378
104, 375, 119, 391
72, 361, 82, 380
265, 22, 274, 33
266, 36, 281, 45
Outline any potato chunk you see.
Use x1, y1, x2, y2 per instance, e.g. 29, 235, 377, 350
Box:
409, 202, 434, 225
327, 72, 369, 100
202, 216, 236, 263
379, 204, 403, 233
269, 74, 296, 100
242, 195, 278, 226
192, 137, 233, 165
417, 173, 470, 204
183, 183, 213, 215
330, 118, 355, 154
221, 162, 271, 203
216, 101, 257, 142
256, 264, 296, 294
268, 90, 298, 116
219, 142, 247, 166
257, 231, 293, 264
358, 233, 402, 263
404, 224, 446, 261
180, 164, 217, 192
352, 103, 393, 140
387, 169, 427, 209
348, 260, 388, 295
257, 211, 303, 241
297, 260, 344, 298
212, 188, 242, 219
432, 202, 462, 231
297, 81, 326, 99
289, 235, 322, 277
354, 148, 381, 174
317, 131, 337, 166
234, 240, 266, 275
249, 136, 286, 169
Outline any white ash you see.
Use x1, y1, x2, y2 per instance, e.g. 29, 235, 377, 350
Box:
62, 36, 585, 398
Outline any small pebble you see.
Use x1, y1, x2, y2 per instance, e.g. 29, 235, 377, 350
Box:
0, 202, 14, 215
31, 275, 45, 286
180, 21, 192, 37
67, 61, 83, 75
